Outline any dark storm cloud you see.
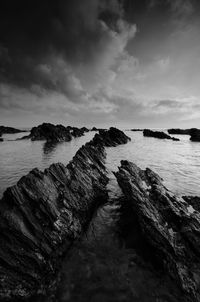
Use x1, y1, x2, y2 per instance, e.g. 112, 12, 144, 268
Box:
0, 0, 124, 91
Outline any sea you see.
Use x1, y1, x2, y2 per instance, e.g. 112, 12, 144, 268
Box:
0, 130, 199, 197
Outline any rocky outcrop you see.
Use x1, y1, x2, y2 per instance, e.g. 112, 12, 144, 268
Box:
190, 128, 200, 142
92, 127, 131, 147
20, 123, 89, 142
168, 128, 191, 135
0, 126, 26, 136
0, 134, 109, 300
0, 127, 130, 300
71, 127, 85, 138
21, 123, 72, 142
143, 129, 180, 141
115, 160, 200, 301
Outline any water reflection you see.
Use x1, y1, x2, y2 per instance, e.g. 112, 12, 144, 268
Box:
43, 141, 60, 156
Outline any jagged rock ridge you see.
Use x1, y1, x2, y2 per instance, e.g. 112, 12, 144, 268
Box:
0, 127, 130, 300
115, 160, 200, 302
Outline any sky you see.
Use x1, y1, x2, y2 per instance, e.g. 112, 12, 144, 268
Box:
0, 0, 200, 128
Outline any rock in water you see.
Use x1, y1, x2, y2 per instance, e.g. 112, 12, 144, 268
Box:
93, 127, 131, 146
190, 128, 200, 142
115, 160, 200, 301
168, 128, 191, 135
143, 129, 180, 141
24, 123, 72, 142
0, 136, 108, 300
0, 126, 26, 135
0, 127, 129, 300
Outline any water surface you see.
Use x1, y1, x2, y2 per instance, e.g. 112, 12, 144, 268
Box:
0, 130, 200, 197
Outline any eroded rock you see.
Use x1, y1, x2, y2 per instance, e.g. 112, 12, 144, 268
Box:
92, 127, 131, 147
115, 160, 200, 301
0, 135, 109, 300
143, 129, 180, 141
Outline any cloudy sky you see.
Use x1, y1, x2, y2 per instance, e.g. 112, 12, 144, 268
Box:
0, 0, 200, 128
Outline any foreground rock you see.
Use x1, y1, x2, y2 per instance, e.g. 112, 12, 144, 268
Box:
168, 128, 191, 135
92, 127, 131, 147
143, 129, 180, 141
115, 160, 200, 301
190, 128, 200, 142
0, 127, 129, 300
0, 126, 26, 137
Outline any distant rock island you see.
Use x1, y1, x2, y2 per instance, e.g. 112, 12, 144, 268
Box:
20, 123, 90, 142
143, 129, 180, 141
168, 128, 200, 142
0, 126, 26, 140
168, 128, 192, 135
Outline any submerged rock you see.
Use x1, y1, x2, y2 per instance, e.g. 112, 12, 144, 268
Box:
115, 160, 200, 301
143, 129, 180, 141
168, 128, 191, 135
0, 135, 109, 300
92, 127, 131, 147
190, 128, 200, 142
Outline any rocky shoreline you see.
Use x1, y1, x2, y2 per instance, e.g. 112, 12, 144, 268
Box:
0, 128, 130, 301
1, 126, 200, 301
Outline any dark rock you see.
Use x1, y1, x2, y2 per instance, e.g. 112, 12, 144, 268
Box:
182, 196, 200, 212
92, 127, 131, 147
190, 128, 200, 142
168, 128, 191, 135
91, 127, 98, 131
0, 134, 109, 300
0, 126, 26, 135
0, 138, 3, 142
143, 129, 180, 141
130, 129, 143, 131
71, 127, 85, 138
80, 127, 89, 133
21, 123, 72, 142
115, 160, 200, 301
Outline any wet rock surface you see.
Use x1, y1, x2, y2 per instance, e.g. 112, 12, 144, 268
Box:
0, 135, 109, 300
115, 160, 200, 302
92, 127, 131, 147
0, 127, 130, 300
143, 129, 180, 141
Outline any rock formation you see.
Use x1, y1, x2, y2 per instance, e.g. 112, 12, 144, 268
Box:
130, 128, 143, 131
92, 127, 131, 147
168, 128, 191, 135
0, 127, 129, 300
143, 129, 180, 141
0, 126, 26, 137
20, 123, 90, 142
115, 160, 200, 302
190, 128, 200, 142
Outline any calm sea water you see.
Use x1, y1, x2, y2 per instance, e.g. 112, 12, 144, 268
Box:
0, 130, 200, 197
